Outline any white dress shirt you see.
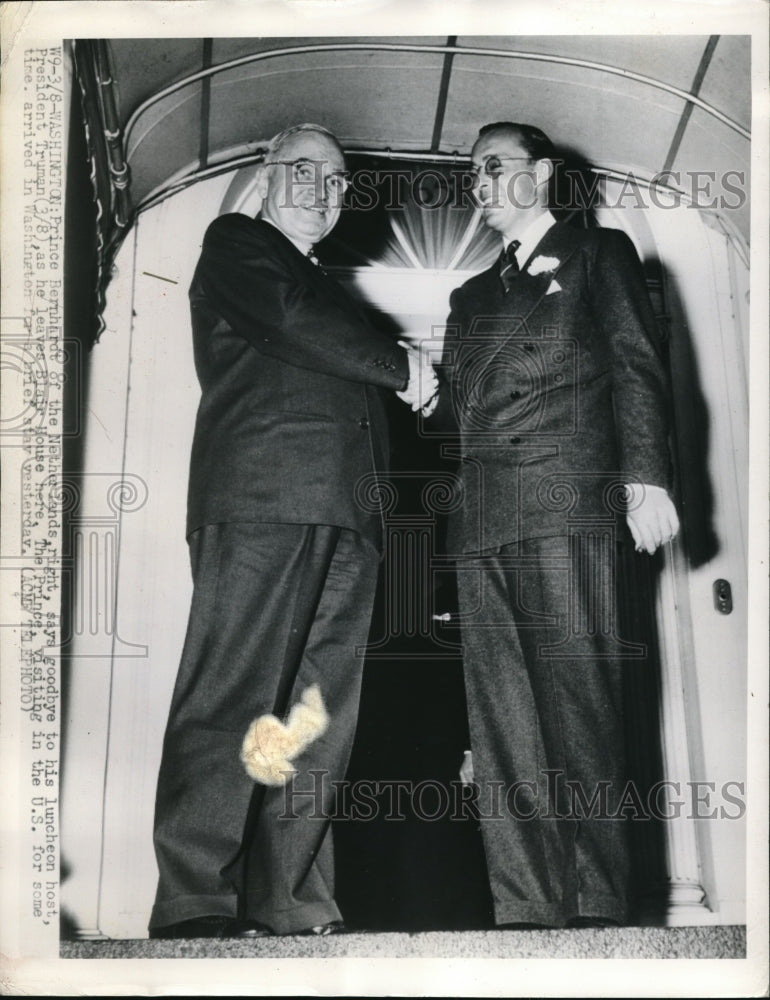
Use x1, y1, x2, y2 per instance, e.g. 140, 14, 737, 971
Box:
503, 210, 556, 269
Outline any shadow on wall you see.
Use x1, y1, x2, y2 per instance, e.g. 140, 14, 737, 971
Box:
657, 261, 719, 569
557, 141, 722, 574
551, 144, 603, 230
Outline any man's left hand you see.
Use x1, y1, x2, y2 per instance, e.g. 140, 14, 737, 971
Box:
625, 483, 680, 554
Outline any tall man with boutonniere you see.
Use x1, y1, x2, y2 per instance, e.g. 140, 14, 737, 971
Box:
429, 122, 680, 929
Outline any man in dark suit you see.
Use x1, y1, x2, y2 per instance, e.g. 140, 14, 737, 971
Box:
432, 122, 679, 928
149, 123, 435, 939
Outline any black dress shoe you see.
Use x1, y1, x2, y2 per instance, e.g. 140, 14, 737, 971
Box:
297, 920, 346, 936
567, 916, 622, 929
149, 915, 238, 939
236, 919, 273, 938
497, 922, 552, 931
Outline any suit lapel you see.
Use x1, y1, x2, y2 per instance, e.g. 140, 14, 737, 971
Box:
474, 223, 582, 378
256, 219, 372, 326
311, 259, 370, 323
518, 220, 576, 273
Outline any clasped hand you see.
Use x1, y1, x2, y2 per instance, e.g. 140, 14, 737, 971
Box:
395, 342, 439, 412
625, 483, 680, 555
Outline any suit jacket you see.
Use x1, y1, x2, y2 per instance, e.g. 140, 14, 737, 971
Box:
186, 214, 409, 548
434, 222, 672, 554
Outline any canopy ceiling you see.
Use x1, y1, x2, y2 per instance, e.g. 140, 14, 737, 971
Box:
70, 34, 751, 337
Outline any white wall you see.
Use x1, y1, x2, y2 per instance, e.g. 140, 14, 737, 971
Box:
61, 176, 231, 937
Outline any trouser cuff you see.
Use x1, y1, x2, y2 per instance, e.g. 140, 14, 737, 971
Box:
149, 891, 238, 931
245, 896, 342, 935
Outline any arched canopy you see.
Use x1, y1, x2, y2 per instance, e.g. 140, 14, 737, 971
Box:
71, 34, 751, 339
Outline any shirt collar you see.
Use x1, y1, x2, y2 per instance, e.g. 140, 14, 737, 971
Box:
504, 210, 556, 270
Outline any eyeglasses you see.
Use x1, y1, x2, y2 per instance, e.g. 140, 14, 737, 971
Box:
264, 158, 351, 197
468, 156, 534, 181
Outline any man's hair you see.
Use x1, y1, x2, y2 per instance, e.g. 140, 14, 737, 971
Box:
478, 122, 555, 162
265, 122, 343, 160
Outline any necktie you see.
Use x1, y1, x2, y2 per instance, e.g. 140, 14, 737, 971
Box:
499, 239, 521, 294
307, 248, 327, 274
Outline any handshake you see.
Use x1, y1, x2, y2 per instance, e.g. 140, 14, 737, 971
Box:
395, 340, 439, 414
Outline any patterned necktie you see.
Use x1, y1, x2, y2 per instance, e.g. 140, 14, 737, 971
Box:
307, 247, 327, 274
499, 239, 521, 293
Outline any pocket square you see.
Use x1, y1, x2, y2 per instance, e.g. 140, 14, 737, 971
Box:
546, 279, 562, 295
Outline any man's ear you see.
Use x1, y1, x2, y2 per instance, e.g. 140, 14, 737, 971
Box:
255, 163, 269, 200
535, 157, 553, 190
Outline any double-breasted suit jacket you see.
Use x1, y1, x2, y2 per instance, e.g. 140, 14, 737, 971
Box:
437, 221, 671, 554
435, 219, 674, 928
187, 214, 408, 544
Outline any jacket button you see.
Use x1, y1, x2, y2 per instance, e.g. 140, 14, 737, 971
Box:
359, 417, 370, 430
510, 436, 521, 444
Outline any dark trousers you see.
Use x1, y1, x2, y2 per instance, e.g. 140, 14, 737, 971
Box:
150, 522, 379, 934
456, 533, 636, 928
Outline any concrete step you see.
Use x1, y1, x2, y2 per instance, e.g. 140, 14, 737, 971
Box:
61, 924, 745, 960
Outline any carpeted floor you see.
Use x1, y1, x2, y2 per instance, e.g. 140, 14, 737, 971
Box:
61, 924, 745, 960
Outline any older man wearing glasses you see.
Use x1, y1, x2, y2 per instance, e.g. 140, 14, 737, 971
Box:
149, 123, 435, 939
432, 122, 679, 929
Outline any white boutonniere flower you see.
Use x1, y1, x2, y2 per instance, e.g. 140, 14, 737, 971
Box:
528, 255, 560, 276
